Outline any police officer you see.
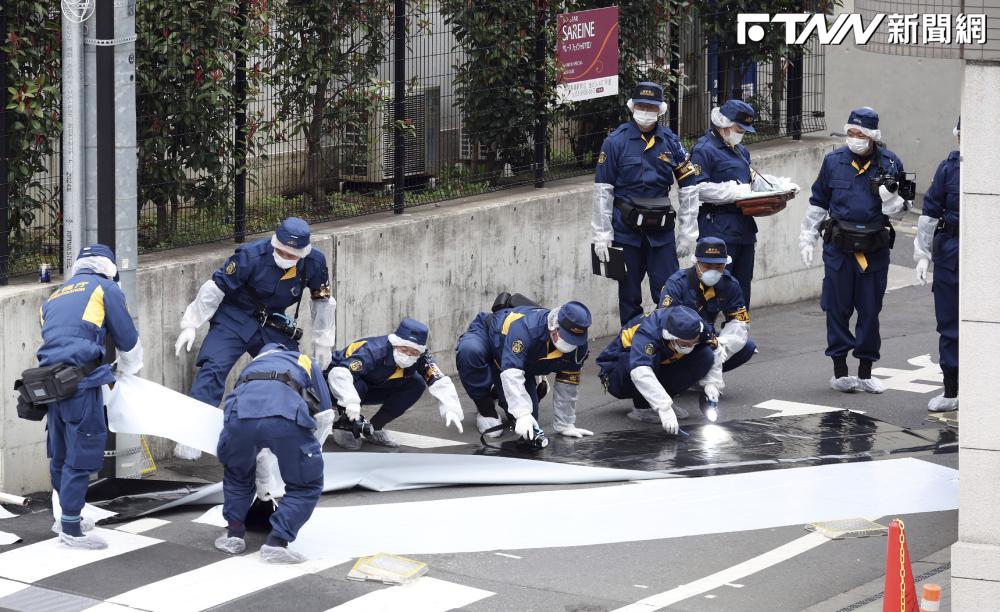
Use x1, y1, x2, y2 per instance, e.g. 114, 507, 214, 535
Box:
799, 107, 910, 393
659, 237, 755, 374
596, 305, 721, 434
36, 245, 143, 549
456, 301, 593, 441
592, 82, 702, 325
688, 101, 801, 308
325, 318, 464, 449
173, 217, 335, 459
915, 118, 960, 412
213, 343, 334, 564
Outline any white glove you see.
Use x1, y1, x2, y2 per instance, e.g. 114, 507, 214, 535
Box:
878, 185, 894, 202
313, 409, 335, 446
313, 347, 332, 372
345, 403, 361, 422
801, 244, 814, 267
175, 327, 197, 356
916, 258, 930, 286
675, 236, 694, 261
173, 443, 202, 461
703, 384, 721, 403
440, 401, 464, 433
658, 407, 679, 435
514, 414, 539, 440
115, 339, 144, 375
785, 182, 801, 194
594, 241, 611, 263
557, 426, 594, 438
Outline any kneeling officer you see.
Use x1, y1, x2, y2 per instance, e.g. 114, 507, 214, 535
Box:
25, 245, 143, 549
214, 344, 334, 564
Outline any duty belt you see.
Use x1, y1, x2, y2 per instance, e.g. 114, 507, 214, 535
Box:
614, 197, 676, 230
240, 371, 322, 415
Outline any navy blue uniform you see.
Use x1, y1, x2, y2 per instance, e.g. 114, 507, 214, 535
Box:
191, 238, 330, 407
810, 145, 905, 362
687, 129, 759, 305
596, 309, 715, 407
659, 267, 756, 371
217, 346, 332, 543
596, 121, 697, 324
328, 336, 444, 429
923, 150, 960, 384
456, 307, 587, 417
38, 271, 139, 521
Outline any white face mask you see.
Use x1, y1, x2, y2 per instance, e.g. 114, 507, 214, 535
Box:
554, 336, 578, 354
700, 269, 723, 287
723, 129, 744, 146
393, 349, 420, 369
846, 137, 871, 155
272, 251, 297, 269
633, 109, 659, 128
671, 341, 696, 355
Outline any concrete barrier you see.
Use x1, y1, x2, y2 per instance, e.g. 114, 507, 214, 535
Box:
0, 134, 837, 493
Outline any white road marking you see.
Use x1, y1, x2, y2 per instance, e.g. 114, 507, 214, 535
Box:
384, 430, 466, 449
114, 518, 170, 534
326, 577, 494, 611
704, 594, 717, 599
103, 553, 350, 612
0, 529, 160, 583
0, 577, 29, 598
611, 532, 830, 611
753, 399, 864, 418
725, 583, 744, 588
872, 354, 943, 393
634, 585, 649, 589
494, 552, 522, 559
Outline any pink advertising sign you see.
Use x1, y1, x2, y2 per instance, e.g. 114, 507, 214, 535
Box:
556, 7, 620, 103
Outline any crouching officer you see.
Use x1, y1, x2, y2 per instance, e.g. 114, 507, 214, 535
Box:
659, 237, 755, 374
325, 318, 464, 449
915, 118, 961, 412
800, 107, 911, 393
592, 81, 701, 325
596, 305, 720, 435
173, 217, 336, 460
213, 343, 334, 564
27, 245, 143, 549
456, 300, 593, 442
688, 100, 800, 308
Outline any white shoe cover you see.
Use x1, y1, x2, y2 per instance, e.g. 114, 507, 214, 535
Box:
830, 376, 859, 393
928, 394, 958, 412
366, 429, 399, 448
260, 544, 306, 564
173, 443, 203, 461
857, 377, 885, 394
59, 531, 108, 550
215, 535, 246, 555
626, 409, 662, 424
332, 428, 363, 450
51, 517, 95, 534
477, 415, 503, 438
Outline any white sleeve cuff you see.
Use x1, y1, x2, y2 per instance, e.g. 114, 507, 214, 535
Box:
592, 183, 615, 243
311, 297, 337, 348
327, 367, 361, 407
180, 280, 225, 330
629, 366, 671, 411
499, 368, 534, 418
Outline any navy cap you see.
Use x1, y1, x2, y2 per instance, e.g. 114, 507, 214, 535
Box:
276, 217, 311, 250
392, 318, 429, 349
77, 244, 116, 264
695, 237, 728, 264
631, 82, 664, 105
664, 306, 704, 340
557, 301, 592, 347
720, 100, 756, 133
847, 107, 879, 131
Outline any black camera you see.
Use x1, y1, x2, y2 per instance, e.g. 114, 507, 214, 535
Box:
517, 426, 549, 450
333, 409, 375, 439
256, 310, 303, 341
870, 172, 916, 201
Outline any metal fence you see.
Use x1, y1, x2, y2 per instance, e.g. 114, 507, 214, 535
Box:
1, 0, 827, 282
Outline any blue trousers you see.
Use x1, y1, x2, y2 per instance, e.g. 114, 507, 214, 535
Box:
217, 414, 323, 543
723, 338, 756, 372
615, 235, 679, 325
602, 344, 715, 407
456, 316, 540, 418
47, 387, 106, 520
355, 375, 427, 430
821, 247, 889, 362
933, 261, 959, 376
725, 242, 756, 308
190, 323, 299, 407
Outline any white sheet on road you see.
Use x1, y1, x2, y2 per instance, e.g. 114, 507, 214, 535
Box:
105, 375, 223, 456
287, 458, 958, 560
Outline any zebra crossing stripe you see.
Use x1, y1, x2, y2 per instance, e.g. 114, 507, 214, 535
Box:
0, 529, 161, 583
326, 577, 494, 611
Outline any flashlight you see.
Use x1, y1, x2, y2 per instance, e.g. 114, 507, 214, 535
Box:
700, 393, 719, 423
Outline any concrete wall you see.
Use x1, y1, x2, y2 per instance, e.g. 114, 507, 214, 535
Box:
0, 135, 835, 494
825, 0, 963, 197
952, 60, 1000, 609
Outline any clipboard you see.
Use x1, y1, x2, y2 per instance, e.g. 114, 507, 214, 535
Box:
591, 244, 627, 281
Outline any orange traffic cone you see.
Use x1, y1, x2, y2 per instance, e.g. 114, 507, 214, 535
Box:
883, 518, 919, 612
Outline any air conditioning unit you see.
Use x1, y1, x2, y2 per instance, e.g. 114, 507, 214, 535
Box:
336, 86, 441, 183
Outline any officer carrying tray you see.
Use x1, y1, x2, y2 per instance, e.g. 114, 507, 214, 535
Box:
732, 188, 796, 217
